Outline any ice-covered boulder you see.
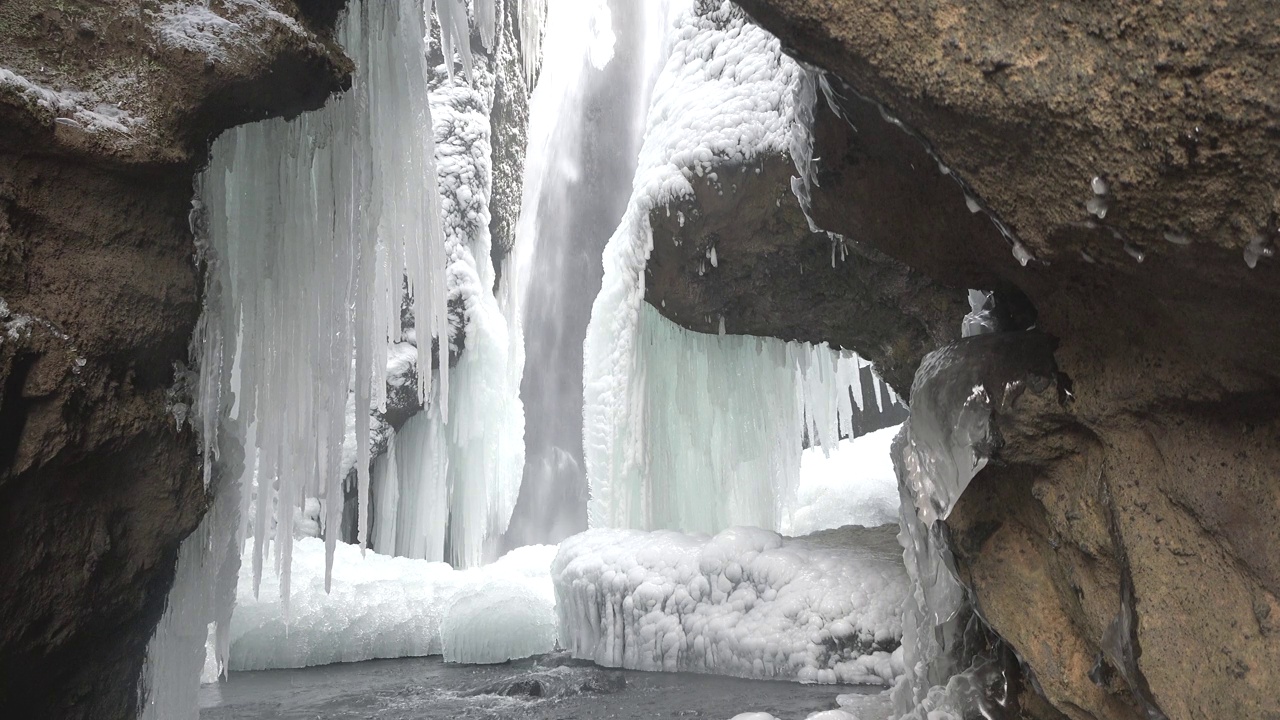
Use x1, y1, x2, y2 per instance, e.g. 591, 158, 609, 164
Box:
552, 525, 907, 685
226, 539, 558, 671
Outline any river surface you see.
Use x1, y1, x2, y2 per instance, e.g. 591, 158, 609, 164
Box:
199, 654, 890, 720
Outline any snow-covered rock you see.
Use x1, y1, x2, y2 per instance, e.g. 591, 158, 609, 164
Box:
552, 525, 908, 685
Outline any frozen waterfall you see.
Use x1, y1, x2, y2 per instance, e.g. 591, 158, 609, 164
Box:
142, 0, 542, 717
582, 1, 892, 534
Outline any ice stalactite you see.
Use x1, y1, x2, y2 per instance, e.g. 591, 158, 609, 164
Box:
359, 1, 527, 568
516, 0, 548, 85
583, 1, 878, 534
142, 0, 523, 714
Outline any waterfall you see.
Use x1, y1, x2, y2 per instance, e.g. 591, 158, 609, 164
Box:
500, 0, 675, 548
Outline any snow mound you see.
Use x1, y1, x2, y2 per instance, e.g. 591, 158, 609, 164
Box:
552, 526, 908, 685
227, 539, 557, 671
782, 425, 903, 537
730, 710, 860, 720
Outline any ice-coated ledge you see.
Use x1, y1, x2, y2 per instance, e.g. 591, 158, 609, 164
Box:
552, 525, 908, 686
223, 539, 558, 673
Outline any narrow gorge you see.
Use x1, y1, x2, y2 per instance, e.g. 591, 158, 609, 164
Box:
0, 1, 1275, 719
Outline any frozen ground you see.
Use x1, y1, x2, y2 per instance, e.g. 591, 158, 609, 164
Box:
782, 425, 902, 537
224, 539, 557, 672
553, 524, 908, 685
200, 654, 888, 720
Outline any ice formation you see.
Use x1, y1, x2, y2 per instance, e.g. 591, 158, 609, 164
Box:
583, 3, 880, 534
227, 539, 557, 670
591, 304, 872, 533
552, 526, 907, 685
154, 0, 319, 65
889, 333, 1058, 719
780, 424, 902, 537
0, 68, 144, 134
731, 712, 860, 720
144, 0, 545, 716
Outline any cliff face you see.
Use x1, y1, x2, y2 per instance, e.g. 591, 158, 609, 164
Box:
724, 2, 1280, 718
0, 2, 349, 716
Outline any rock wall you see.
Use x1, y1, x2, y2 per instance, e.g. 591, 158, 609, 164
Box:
727, 2, 1280, 718
644, 153, 965, 398
0, 2, 349, 717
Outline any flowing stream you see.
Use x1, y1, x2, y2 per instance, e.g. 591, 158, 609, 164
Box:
199, 655, 887, 720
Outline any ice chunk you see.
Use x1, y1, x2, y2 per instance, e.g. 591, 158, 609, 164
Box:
552, 525, 908, 685
227, 539, 558, 671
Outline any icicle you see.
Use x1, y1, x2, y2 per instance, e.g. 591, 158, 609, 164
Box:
434, 0, 476, 82
517, 0, 548, 85
474, 0, 497, 51
176, 0, 455, 615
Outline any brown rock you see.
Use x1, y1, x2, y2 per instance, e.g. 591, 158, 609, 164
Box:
721, 1, 1280, 717
644, 153, 966, 398
0, 1, 349, 716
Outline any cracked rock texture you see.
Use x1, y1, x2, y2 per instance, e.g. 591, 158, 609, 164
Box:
0, 1, 349, 717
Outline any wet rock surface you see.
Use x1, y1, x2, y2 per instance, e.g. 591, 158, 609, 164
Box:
0, 1, 349, 717
731, 2, 1280, 718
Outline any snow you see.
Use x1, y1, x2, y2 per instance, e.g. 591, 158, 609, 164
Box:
781, 425, 902, 537
227, 538, 558, 670
0, 68, 143, 134
552, 525, 907, 686
154, 0, 305, 62
730, 711, 861, 720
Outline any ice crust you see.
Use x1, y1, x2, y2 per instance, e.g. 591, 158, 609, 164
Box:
154, 1, 306, 62
0, 68, 143, 134
227, 538, 558, 670
552, 526, 907, 686
889, 335, 1056, 718
781, 425, 902, 538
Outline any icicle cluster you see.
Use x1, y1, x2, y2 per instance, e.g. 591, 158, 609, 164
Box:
195, 0, 450, 601
516, 0, 548, 84
587, 304, 877, 533
141, 0, 551, 715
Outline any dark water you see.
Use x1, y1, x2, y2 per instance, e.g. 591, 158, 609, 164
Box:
199, 655, 886, 720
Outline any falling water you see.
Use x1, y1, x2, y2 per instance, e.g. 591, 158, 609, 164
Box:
501, 0, 675, 549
